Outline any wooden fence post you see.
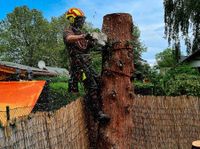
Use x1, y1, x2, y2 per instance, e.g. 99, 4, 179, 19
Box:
98, 13, 134, 149
6, 106, 10, 121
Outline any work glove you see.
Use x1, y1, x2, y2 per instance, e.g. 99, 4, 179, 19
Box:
85, 33, 95, 41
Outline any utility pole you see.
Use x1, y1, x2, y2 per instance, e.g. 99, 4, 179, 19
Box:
98, 13, 134, 149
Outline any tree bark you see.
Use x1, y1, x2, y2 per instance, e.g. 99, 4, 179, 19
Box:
98, 13, 134, 149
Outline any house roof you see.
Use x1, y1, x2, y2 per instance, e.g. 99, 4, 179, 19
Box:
0, 61, 57, 78
181, 49, 200, 63
45, 67, 69, 77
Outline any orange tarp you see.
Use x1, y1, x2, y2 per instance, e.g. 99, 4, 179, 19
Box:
0, 81, 45, 126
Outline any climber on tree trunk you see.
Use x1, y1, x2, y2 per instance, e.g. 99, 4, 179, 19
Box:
63, 8, 110, 124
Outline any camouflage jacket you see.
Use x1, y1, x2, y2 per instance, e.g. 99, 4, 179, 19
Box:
63, 26, 91, 55
63, 26, 93, 71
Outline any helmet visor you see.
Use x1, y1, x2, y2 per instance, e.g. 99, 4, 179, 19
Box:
74, 16, 86, 28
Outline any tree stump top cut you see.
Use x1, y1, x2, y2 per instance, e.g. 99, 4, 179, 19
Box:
102, 13, 133, 43
192, 140, 200, 148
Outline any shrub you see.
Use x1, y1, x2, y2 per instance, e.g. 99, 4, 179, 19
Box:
134, 81, 154, 95
153, 65, 200, 96
137, 65, 200, 96
164, 73, 200, 96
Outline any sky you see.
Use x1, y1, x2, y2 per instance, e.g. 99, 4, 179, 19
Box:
0, 0, 169, 66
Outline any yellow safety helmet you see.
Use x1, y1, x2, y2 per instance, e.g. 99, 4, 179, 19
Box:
66, 8, 85, 24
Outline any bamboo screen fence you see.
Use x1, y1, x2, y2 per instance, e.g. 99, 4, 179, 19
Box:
0, 99, 89, 149
0, 96, 200, 149
132, 96, 200, 149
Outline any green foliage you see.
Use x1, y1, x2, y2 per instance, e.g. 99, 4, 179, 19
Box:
50, 82, 68, 91
146, 67, 165, 95
148, 65, 200, 96
164, 0, 200, 53
0, 6, 147, 76
49, 81, 85, 106
164, 73, 200, 96
135, 64, 200, 96
34, 76, 85, 110
52, 79, 84, 98
132, 26, 147, 54
49, 15, 70, 68
166, 65, 199, 75
91, 51, 102, 73
134, 81, 154, 95
131, 26, 150, 81
134, 62, 151, 81
156, 48, 177, 68
0, 6, 49, 66
0, 6, 69, 67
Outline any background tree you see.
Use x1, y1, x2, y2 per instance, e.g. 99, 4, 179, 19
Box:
0, 6, 70, 67
0, 6, 103, 68
131, 26, 150, 80
164, 0, 200, 57
0, 6, 148, 73
0, 6, 50, 66
48, 15, 69, 67
156, 48, 177, 68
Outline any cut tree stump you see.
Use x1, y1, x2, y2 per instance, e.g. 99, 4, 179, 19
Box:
192, 140, 200, 149
98, 13, 134, 149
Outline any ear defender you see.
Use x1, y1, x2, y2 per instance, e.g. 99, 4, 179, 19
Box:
68, 17, 75, 24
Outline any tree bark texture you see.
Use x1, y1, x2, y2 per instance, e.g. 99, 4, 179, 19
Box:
98, 13, 134, 149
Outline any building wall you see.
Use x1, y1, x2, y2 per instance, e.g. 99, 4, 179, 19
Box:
189, 59, 200, 67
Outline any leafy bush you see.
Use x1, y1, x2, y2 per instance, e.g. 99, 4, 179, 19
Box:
164, 73, 200, 96
135, 65, 200, 96
150, 65, 200, 96
134, 81, 154, 95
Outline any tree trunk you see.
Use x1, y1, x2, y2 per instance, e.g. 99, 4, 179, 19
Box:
98, 13, 134, 149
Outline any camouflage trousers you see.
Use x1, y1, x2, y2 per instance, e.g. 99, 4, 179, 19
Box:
68, 55, 102, 119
